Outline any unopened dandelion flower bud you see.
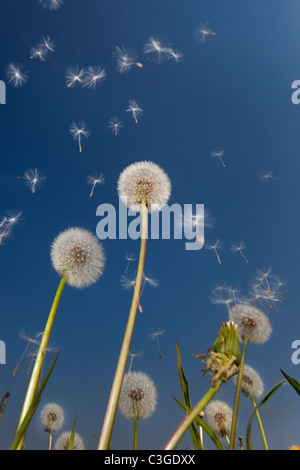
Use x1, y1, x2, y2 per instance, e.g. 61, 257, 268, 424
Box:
118, 371, 157, 420
117, 161, 171, 212
233, 364, 264, 399
204, 400, 233, 438
54, 431, 85, 450
229, 304, 272, 344
40, 403, 65, 433
50, 227, 105, 288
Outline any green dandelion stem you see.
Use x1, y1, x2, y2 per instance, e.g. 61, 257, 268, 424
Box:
229, 338, 248, 450
16, 276, 67, 449
98, 202, 148, 450
251, 395, 268, 450
164, 377, 223, 450
134, 419, 138, 450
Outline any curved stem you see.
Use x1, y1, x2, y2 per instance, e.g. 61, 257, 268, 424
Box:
16, 276, 66, 449
229, 338, 248, 450
98, 202, 148, 450
164, 378, 223, 450
251, 395, 268, 450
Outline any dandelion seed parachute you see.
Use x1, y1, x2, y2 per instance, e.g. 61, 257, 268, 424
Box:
108, 117, 123, 135
143, 36, 171, 63
65, 66, 85, 88
40, 403, 65, 433
17, 168, 46, 193
126, 100, 143, 123
117, 161, 171, 211
54, 431, 85, 450
118, 371, 157, 420
69, 121, 90, 152
82, 65, 106, 89
5, 63, 28, 87
50, 227, 105, 288
229, 303, 272, 344
38, 0, 64, 11
113, 45, 143, 73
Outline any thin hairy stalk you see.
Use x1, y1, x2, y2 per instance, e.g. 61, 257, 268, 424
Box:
229, 338, 248, 450
250, 395, 268, 450
16, 276, 66, 449
164, 378, 223, 450
98, 202, 148, 450
134, 419, 138, 450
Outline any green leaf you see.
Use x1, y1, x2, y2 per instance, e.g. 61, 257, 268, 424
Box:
67, 415, 77, 450
246, 380, 285, 450
175, 341, 201, 449
280, 370, 300, 396
173, 396, 224, 450
10, 352, 60, 450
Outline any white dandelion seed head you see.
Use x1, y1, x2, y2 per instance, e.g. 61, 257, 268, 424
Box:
40, 403, 65, 433
54, 431, 85, 450
39, 0, 64, 11
119, 371, 157, 420
50, 227, 105, 288
228, 303, 272, 344
233, 364, 264, 399
204, 400, 233, 438
117, 161, 171, 212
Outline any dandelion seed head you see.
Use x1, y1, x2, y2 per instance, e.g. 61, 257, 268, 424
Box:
204, 400, 232, 437
233, 364, 264, 399
54, 431, 85, 450
51, 227, 105, 288
118, 371, 157, 420
40, 403, 65, 433
229, 303, 272, 344
117, 161, 171, 212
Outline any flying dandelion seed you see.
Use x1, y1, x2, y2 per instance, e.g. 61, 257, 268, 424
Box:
108, 117, 124, 135
210, 283, 234, 312
121, 274, 143, 313
113, 45, 143, 73
195, 22, 216, 43
13, 330, 43, 376
30, 44, 47, 61
5, 63, 28, 87
126, 100, 143, 124
65, 66, 86, 88
211, 149, 226, 167
166, 48, 183, 63
87, 172, 104, 198
148, 330, 165, 360
205, 239, 222, 264
38, 0, 64, 11
231, 242, 249, 263
40, 35, 55, 52
181, 207, 214, 245
127, 351, 144, 375
69, 121, 90, 152
0, 210, 23, 246
17, 168, 46, 194
82, 65, 106, 89
143, 35, 171, 63
259, 170, 280, 182
124, 253, 136, 273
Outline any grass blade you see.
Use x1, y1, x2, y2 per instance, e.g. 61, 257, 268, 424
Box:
67, 415, 77, 450
280, 370, 300, 396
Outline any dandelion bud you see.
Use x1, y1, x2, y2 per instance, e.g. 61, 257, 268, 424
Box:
40, 403, 65, 433
229, 304, 272, 344
232, 364, 264, 399
118, 371, 157, 420
54, 431, 85, 450
117, 161, 171, 212
204, 400, 233, 438
194, 321, 240, 384
50, 227, 105, 288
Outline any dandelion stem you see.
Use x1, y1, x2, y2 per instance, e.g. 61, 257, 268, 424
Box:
250, 395, 268, 450
229, 338, 248, 450
16, 276, 66, 449
134, 419, 138, 450
164, 377, 223, 450
98, 202, 148, 450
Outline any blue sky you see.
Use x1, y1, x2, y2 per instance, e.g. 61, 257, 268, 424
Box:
0, 0, 300, 450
